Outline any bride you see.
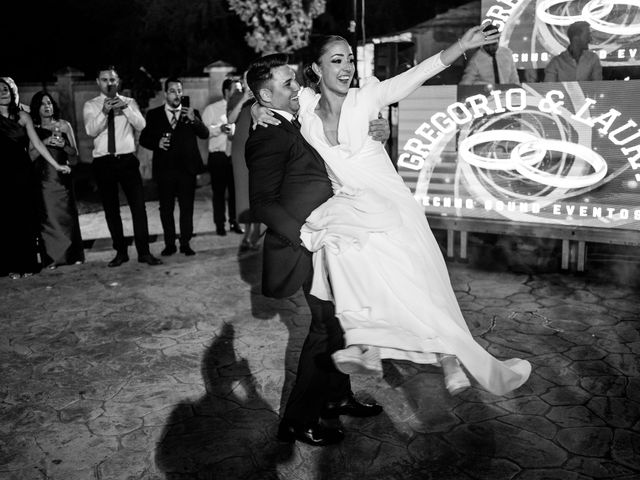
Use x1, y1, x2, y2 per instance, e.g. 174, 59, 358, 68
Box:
255, 26, 531, 396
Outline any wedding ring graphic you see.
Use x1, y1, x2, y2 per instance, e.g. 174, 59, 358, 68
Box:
583, 0, 640, 35
458, 130, 546, 170
512, 139, 608, 188
459, 131, 608, 189
535, 0, 607, 26
536, 0, 640, 36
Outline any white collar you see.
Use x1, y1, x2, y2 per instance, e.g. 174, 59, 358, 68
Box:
271, 108, 296, 123
165, 103, 181, 113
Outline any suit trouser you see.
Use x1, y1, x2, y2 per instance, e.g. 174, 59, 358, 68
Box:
282, 274, 351, 425
157, 170, 196, 247
208, 152, 236, 228
93, 154, 150, 256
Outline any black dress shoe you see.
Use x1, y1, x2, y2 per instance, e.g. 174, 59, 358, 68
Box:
138, 254, 162, 266
323, 394, 383, 418
216, 226, 227, 236
107, 253, 129, 268
161, 245, 177, 256
277, 420, 344, 447
230, 222, 245, 234
179, 244, 196, 256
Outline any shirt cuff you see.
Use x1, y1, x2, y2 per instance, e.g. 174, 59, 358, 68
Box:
436, 50, 449, 68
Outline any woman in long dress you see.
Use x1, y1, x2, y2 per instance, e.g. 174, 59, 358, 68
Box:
0, 78, 71, 279
256, 27, 531, 397
29, 91, 84, 268
228, 78, 262, 251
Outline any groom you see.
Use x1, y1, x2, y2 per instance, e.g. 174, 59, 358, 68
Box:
245, 54, 385, 446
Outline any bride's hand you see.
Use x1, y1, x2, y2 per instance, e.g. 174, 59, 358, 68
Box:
459, 25, 500, 51
250, 102, 281, 130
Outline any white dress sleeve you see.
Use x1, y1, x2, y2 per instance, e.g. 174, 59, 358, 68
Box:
298, 87, 317, 117
363, 52, 448, 110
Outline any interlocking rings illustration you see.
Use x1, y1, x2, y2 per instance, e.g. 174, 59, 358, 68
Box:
459, 130, 608, 189
458, 130, 546, 170
536, 0, 640, 36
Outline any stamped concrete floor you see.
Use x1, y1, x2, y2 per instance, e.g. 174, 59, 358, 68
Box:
1, 229, 639, 479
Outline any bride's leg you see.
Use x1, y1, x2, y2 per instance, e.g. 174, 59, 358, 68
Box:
332, 344, 382, 377
440, 353, 471, 396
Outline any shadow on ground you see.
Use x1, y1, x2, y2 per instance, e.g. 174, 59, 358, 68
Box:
155, 323, 292, 479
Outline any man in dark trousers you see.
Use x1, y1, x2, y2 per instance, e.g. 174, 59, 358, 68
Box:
139, 78, 209, 256
83, 65, 162, 267
245, 54, 384, 447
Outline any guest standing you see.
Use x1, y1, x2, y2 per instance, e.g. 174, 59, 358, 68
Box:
0, 77, 71, 279
28, 91, 84, 268
228, 78, 262, 251
460, 24, 520, 85
139, 77, 209, 256
83, 65, 161, 267
202, 78, 245, 236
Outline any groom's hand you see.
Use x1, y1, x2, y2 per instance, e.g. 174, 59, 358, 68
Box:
368, 116, 390, 143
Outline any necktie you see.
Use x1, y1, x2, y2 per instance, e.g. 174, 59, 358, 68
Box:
107, 109, 116, 154
492, 55, 501, 85
291, 116, 301, 130
171, 110, 178, 129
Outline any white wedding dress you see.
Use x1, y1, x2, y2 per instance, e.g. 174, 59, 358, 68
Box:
297, 53, 531, 396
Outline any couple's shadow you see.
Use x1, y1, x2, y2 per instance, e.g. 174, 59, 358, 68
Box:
155, 322, 292, 479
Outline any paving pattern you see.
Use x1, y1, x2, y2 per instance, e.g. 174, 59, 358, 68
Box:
1, 232, 639, 480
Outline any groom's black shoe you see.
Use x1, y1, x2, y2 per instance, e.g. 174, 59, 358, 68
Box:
323, 394, 383, 418
277, 420, 344, 446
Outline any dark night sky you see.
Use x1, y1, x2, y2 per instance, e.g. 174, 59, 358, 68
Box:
5, 0, 470, 82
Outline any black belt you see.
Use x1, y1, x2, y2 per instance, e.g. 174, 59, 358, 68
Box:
95, 153, 135, 160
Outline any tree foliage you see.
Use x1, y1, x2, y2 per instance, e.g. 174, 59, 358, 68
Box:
228, 0, 326, 54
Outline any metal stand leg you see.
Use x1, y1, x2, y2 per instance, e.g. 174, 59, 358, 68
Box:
460, 231, 468, 260
577, 241, 586, 272
447, 229, 454, 258
561, 239, 570, 270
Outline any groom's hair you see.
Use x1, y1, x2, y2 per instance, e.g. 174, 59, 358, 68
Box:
246, 53, 290, 102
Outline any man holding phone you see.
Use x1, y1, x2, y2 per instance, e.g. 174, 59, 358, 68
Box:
202, 78, 245, 236
139, 78, 209, 256
83, 65, 162, 267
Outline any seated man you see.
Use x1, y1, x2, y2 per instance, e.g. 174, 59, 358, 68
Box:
544, 21, 602, 82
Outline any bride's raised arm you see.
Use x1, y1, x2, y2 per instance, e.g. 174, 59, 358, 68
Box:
369, 25, 499, 109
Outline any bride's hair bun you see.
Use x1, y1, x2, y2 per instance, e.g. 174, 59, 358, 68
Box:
303, 64, 320, 86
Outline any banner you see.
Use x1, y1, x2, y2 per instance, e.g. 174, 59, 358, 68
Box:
397, 81, 640, 231
481, 0, 640, 68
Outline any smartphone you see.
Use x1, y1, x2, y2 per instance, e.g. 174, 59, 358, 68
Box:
181, 96, 190, 108
482, 22, 499, 33
106, 84, 117, 98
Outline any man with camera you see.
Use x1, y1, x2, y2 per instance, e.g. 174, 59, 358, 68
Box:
83, 65, 162, 267
139, 78, 209, 256
202, 78, 245, 236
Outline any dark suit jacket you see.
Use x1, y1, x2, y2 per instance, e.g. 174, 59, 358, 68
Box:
139, 105, 209, 178
245, 112, 333, 298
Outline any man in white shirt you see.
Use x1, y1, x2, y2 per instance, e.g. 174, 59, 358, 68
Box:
460, 24, 520, 85
201, 78, 245, 236
83, 65, 161, 267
